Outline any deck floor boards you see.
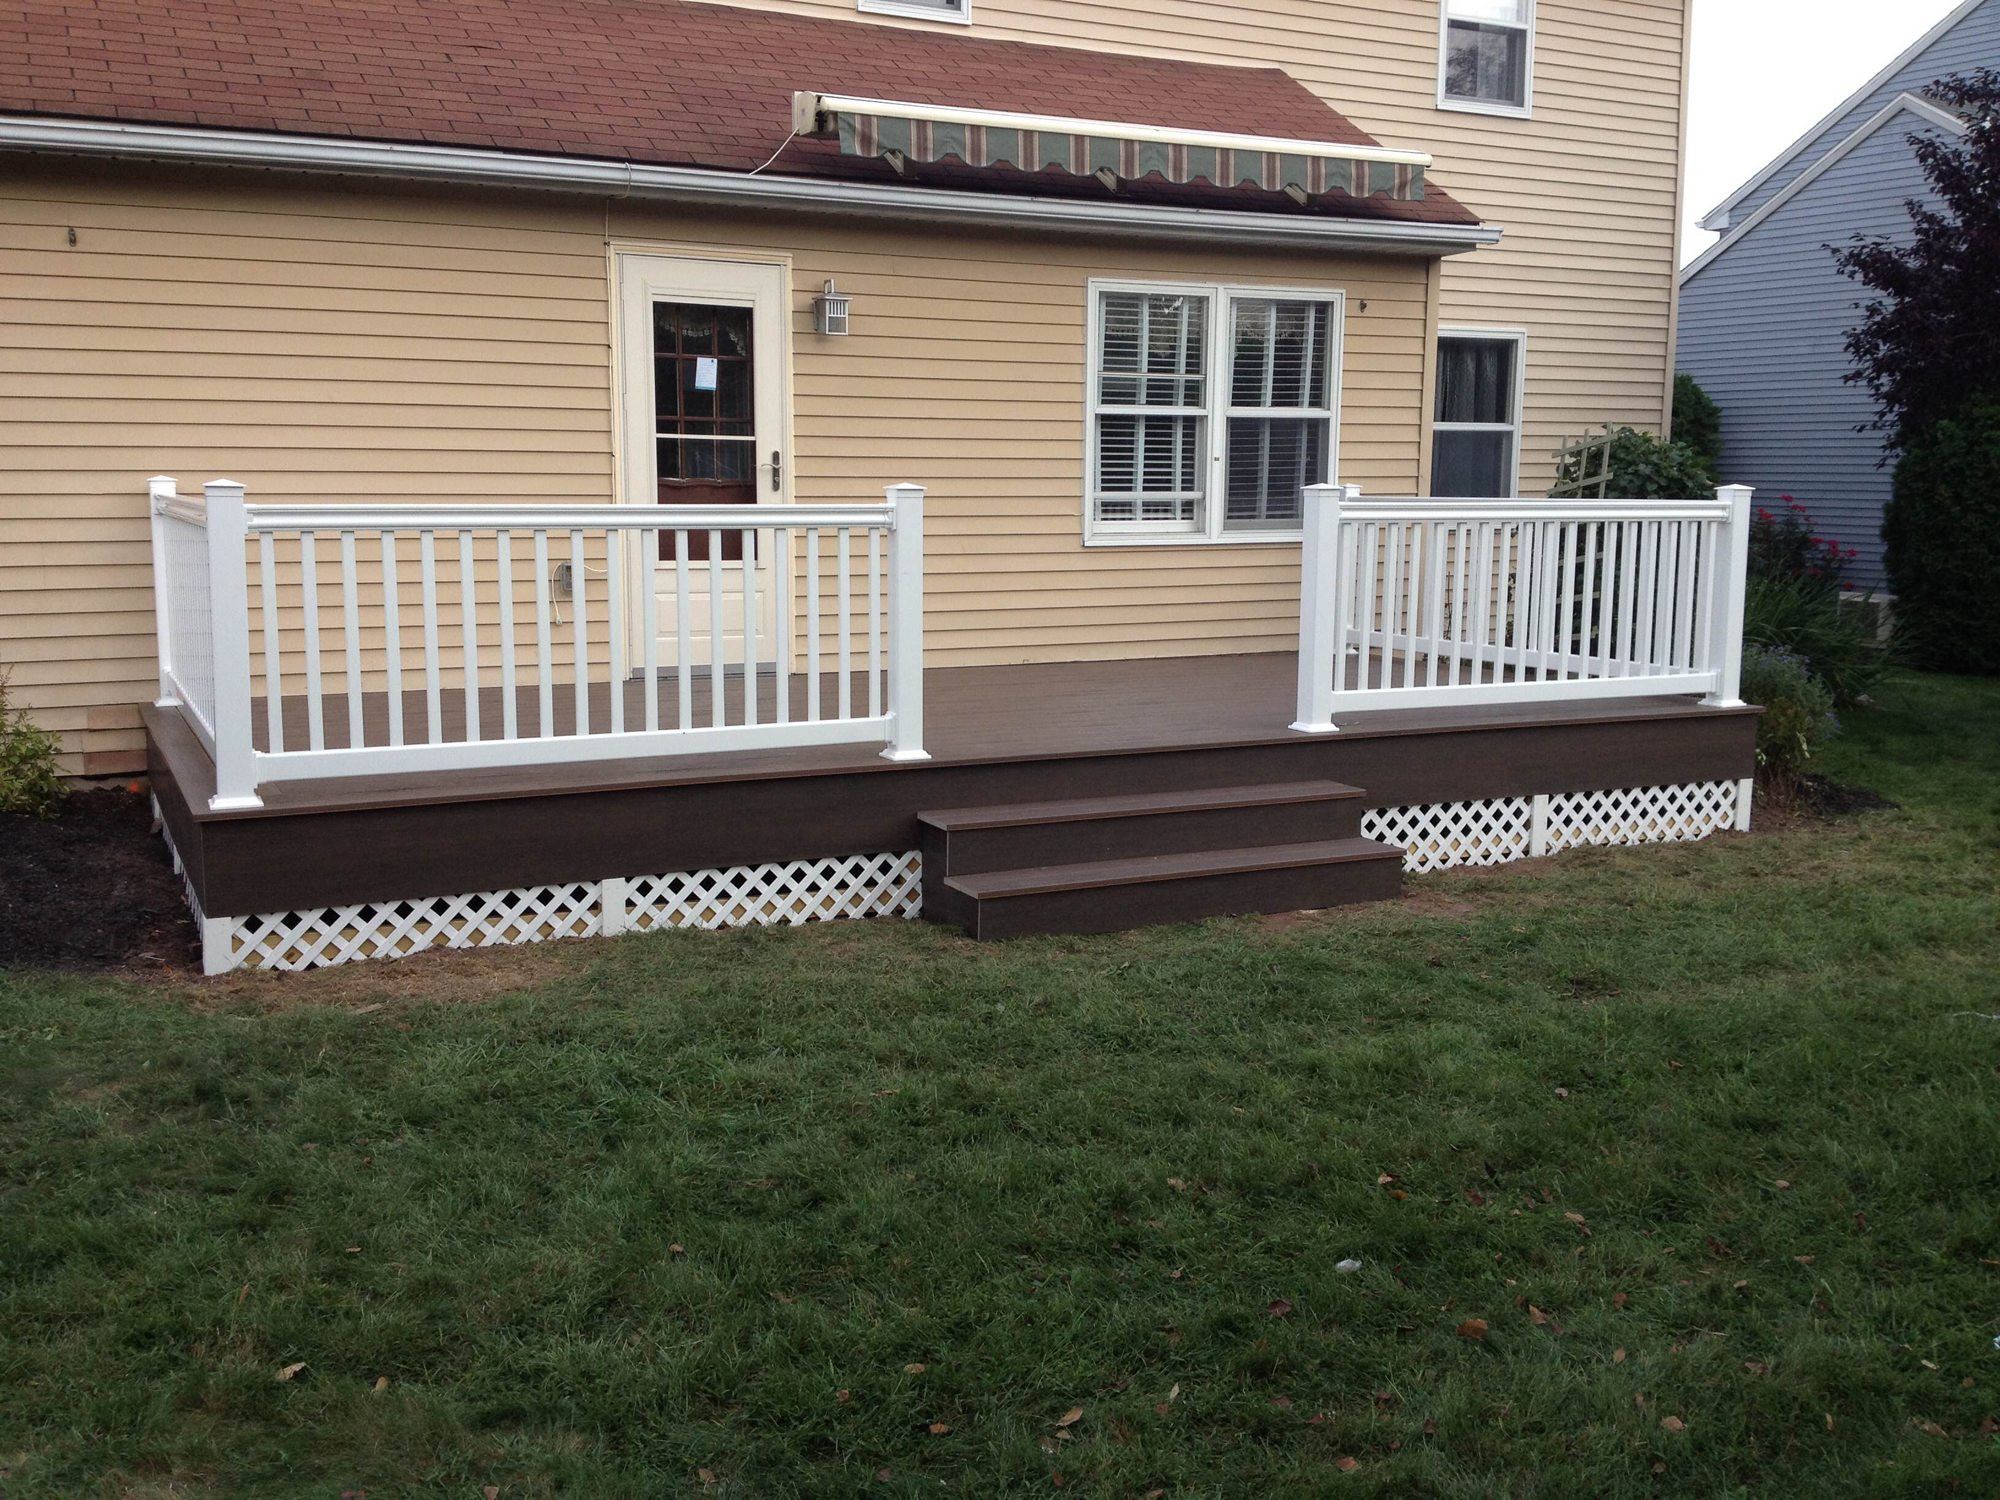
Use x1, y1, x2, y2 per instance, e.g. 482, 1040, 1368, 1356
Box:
165, 650, 1748, 817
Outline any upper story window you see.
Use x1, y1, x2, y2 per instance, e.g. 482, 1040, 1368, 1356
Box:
1087, 281, 1342, 544
1438, 0, 1532, 117
858, 0, 969, 23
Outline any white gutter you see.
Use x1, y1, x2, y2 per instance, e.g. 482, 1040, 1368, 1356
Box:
0, 113, 1500, 256
793, 91, 1434, 170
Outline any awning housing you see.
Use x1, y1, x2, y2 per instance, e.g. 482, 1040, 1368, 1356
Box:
795, 92, 1430, 204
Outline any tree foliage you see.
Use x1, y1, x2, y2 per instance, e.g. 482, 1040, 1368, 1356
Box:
1671, 372, 1725, 482
1832, 69, 2000, 449
1882, 396, 2000, 673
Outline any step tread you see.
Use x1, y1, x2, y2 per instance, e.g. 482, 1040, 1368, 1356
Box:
918, 779, 1364, 833
943, 837, 1402, 901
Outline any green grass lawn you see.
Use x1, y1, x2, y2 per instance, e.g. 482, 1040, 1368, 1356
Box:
4, 675, 1999, 1498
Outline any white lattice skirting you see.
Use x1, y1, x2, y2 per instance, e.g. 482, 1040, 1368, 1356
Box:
1362, 778, 1753, 875
155, 812, 922, 975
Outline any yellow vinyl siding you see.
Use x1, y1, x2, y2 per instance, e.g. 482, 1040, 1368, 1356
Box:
0, 161, 1430, 771
722, 0, 1690, 492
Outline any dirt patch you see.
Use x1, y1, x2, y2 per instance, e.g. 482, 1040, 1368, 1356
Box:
0, 789, 201, 974
1752, 774, 1898, 833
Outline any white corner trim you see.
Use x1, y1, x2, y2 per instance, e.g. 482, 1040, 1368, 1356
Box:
1679, 93, 1966, 286
0, 114, 1503, 257
1696, 0, 1984, 231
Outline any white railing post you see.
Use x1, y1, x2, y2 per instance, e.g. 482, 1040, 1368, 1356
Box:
148, 476, 179, 707
1291, 482, 1353, 734
1703, 484, 1753, 708
203, 479, 263, 810
881, 483, 929, 762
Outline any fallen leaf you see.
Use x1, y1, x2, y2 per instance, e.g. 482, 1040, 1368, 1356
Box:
1744, 1361, 1770, 1377
1527, 1305, 1550, 1326
1389, 1189, 1408, 1201
343, 1246, 362, 1255
1652, 1462, 1666, 1475
275, 1362, 307, 1382
372, 1375, 390, 1392
1377, 1173, 1399, 1186
1268, 1299, 1294, 1318
836, 1389, 851, 1404
1921, 1359, 1939, 1371
1613, 1348, 1627, 1364
927, 1421, 950, 1436
1166, 1177, 1188, 1192
1554, 1087, 1570, 1099
1825, 1413, 1835, 1432
697, 1470, 716, 1486
237, 1284, 250, 1305
1269, 1396, 1293, 1409
1774, 1179, 1792, 1190
1563, 1212, 1589, 1232
904, 1363, 926, 1375
483, 1489, 499, 1500
1914, 1419, 1949, 1439
1981, 1416, 1998, 1435
669, 1243, 685, 1255
1662, 1415, 1686, 1432
1056, 1407, 1083, 1428
1795, 1255, 1816, 1265
1734, 1280, 1750, 1291
1038, 1437, 1058, 1454
1308, 1412, 1328, 1427
1634, 1392, 1648, 1411
876, 1469, 893, 1482
1335, 1456, 1360, 1472
1456, 1318, 1489, 1340
1613, 1292, 1630, 1309
874, 1087, 900, 1096
1168, 1383, 1181, 1401
1423, 1418, 1437, 1437
1668, 1059, 1684, 1070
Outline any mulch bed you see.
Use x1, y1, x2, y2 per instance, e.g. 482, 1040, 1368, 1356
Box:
0, 789, 201, 973
1795, 773, 1899, 818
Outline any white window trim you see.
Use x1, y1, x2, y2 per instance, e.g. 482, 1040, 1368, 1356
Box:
1436, 0, 1534, 120
858, 0, 971, 23
1083, 278, 1346, 548
1432, 325, 1528, 498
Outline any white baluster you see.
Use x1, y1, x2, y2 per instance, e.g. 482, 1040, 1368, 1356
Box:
341, 529, 363, 748
382, 531, 404, 747
300, 530, 324, 751
497, 529, 518, 741
533, 528, 553, 738
570, 528, 588, 736
258, 530, 282, 753
420, 529, 442, 743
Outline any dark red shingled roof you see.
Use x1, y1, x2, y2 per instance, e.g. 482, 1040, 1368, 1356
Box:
0, 0, 1478, 224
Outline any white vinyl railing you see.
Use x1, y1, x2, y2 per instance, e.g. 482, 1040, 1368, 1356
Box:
1293, 483, 1751, 732
149, 478, 928, 811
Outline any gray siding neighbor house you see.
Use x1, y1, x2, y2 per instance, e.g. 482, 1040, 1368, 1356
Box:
1676, 0, 1996, 590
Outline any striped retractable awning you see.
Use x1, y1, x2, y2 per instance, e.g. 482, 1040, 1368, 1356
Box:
793, 93, 1429, 203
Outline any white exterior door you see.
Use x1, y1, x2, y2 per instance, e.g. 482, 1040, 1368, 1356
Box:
617, 253, 789, 666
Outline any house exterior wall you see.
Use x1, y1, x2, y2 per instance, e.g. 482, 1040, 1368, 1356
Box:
1677, 116, 1949, 590
1710, 0, 2000, 230
718, 0, 1693, 492
0, 159, 1433, 773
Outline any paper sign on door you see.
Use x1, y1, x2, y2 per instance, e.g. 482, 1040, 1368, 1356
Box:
694, 356, 719, 391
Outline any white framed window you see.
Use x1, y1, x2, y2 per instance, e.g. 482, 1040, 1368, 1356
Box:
1086, 280, 1343, 545
1438, 0, 1533, 117
858, 0, 969, 23
1431, 328, 1526, 497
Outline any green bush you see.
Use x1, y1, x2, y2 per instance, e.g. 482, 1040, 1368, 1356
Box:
1740, 645, 1839, 793
1883, 397, 2000, 674
1555, 426, 1717, 500
1743, 575, 1888, 709
1672, 373, 1725, 483
0, 674, 64, 818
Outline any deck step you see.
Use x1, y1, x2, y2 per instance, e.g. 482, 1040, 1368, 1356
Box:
928, 837, 1405, 941
917, 779, 1366, 879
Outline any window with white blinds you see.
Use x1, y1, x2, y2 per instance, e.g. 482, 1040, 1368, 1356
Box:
1088, 282, 1342, 543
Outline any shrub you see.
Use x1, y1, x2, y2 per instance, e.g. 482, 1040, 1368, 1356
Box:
1672, 373, 1724, 483
1554, 427, 1716, 500
1748, 496, 1859, 584
1743, 576, 1888, 709
0, 674, 64, 818
1740, 645, 1839, 794
1883, 396, 2000, 674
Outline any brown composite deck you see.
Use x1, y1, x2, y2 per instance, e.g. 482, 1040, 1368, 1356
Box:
218, 650, 1725, 813
147, 651, 1760, 918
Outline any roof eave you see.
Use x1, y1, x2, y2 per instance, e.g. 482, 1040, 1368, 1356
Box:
0, 113, 1499, 257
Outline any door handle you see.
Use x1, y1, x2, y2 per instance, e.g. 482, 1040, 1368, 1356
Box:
770, 449, 782, 494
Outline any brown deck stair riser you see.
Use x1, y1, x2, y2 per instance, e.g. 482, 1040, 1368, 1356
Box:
918, 780, 1366, 883
929, 839, 1405, 941
917, 782, 1403, 939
